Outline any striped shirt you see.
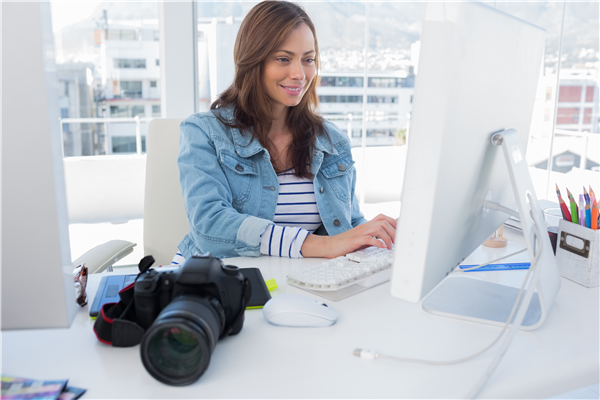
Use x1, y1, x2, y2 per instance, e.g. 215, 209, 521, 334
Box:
272, 168, 322, 232
259, 169, 322, 258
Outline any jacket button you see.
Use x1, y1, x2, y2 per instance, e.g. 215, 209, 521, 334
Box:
338, 164, 346, 171
235, 164, 244, 172
267, 186, 276, 191
333, 219, 341, 226
320, 186, 324, 193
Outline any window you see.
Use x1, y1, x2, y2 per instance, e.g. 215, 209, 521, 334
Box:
320, 77, 336, 87
583, 108, 592, 124
586, 87, 595, 102
114, 58, 146, 69
110, 105, 145, 118
340, 96, 363, 103
319, 95, 338, 103
107, 29, 138, 41
367, 129, 395, 137
368, 96, 397, 104
112, 136, 147, 154
152, 105, 161, 117
368, 77, 399, 88
118, 81, 143, 99
558, 86, 582, 102
556, 108, 580, 124
319, 95, 364, 104
150, 81, 157, 88
336, 77, 363, 87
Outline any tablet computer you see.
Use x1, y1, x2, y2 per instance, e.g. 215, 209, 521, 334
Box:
89, 267, 271, 317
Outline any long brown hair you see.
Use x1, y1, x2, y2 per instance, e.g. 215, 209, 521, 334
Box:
211, 0, 325, 178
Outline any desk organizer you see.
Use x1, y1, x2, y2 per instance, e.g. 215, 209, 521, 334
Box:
555, 220, 599, 288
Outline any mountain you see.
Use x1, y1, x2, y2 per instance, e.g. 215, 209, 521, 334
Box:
55, 1, 598, 71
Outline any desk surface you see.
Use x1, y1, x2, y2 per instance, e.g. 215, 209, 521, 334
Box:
2, 229, 598, 399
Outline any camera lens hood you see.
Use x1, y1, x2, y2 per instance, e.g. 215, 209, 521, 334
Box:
140, 295, 225, 386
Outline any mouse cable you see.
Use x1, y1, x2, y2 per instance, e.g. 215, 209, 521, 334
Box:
354, 226, 540, 363
353, 264, 531, 365
354, 216, 543, 399
465, 207, 545, 399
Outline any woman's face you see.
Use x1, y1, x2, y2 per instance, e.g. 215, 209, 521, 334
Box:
262, 23, 317, 114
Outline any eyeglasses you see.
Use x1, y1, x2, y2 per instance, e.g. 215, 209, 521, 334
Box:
73, 264, 89, 307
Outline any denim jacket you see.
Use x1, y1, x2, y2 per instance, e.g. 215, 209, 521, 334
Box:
177, 107, 367, 259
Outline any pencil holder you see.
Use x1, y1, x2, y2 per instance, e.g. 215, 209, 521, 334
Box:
555, 220, 599, 288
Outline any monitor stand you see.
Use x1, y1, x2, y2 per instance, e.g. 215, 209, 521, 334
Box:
421, 129, 562, 331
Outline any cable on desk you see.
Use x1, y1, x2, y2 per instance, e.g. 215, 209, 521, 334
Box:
466, 201, 545, 399
354, 260, 533, 366
353, 211, 544, 399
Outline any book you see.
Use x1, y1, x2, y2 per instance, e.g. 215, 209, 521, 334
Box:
1, 377, 85, 400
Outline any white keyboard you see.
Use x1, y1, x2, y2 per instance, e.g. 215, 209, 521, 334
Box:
286, 246, 394, 292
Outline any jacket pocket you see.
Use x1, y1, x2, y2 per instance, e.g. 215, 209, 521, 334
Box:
218, 150, 257, 205
320, 153, 355, 202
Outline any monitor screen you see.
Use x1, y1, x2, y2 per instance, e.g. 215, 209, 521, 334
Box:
390, 2, 546, 304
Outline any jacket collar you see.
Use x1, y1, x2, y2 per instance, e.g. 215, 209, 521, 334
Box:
231, 126, 265, 158
218, 105, 338, 157
315, 133, 337, 155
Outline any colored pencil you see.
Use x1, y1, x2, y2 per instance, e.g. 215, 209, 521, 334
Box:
592, 198, 598, 231
585, 202, 592, 229
590, 186, 596, 200
555, 184, 571, 222
579, 194, 586, 226
583, 186, 590, 205
567, 188, 578, 224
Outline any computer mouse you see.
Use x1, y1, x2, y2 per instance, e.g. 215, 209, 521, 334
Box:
262, 294, 338, 327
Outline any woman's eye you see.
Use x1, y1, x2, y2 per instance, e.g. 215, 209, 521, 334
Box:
277, 57, 289, 63
304, 58, 315, 63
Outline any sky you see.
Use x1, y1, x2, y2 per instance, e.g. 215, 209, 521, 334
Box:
50, 1, 101, 33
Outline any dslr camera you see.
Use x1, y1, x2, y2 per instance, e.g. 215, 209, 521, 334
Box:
134, 255, 251, 386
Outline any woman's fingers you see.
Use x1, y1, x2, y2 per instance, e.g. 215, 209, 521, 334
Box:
371, 213, 398, 229
362, 219, 396, 249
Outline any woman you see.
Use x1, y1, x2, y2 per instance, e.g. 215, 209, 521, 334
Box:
176, 0, 396, 261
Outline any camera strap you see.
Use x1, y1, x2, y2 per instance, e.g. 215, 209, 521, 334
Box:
93, 256, 155, 347
222, 276, 252, 338
94, 256, 253, 346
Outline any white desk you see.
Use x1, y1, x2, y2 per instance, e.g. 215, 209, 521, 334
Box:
2, 229, 598, 398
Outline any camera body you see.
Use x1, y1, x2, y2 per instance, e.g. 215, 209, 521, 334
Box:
134, 255, 247, 337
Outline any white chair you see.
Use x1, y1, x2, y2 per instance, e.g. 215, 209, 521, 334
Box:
73, 118, 188, 272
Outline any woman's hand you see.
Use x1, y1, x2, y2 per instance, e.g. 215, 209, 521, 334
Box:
301, 214, 397, 258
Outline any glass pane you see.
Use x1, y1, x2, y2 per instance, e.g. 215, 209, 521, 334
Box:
51, 2, 160, 156
495, 2, 599, 200
51, 2, 158, 265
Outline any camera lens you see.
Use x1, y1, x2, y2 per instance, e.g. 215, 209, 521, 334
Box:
140, 295, 225, 386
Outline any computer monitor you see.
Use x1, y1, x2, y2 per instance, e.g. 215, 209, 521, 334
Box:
1, 2, 78, 330
390, 2, 561, 329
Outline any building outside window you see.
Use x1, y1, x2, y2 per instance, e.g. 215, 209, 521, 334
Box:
368, 77, 400, 88
117, 81, 142, 99
336, 76, 364, 87
113, 58, 146, 68
109, 104, 145, 118
107, 28, 137, 41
